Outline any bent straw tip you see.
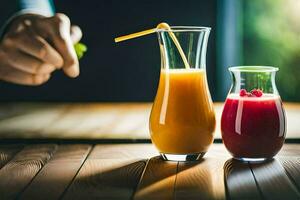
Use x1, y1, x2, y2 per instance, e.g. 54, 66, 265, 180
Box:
156, 22, 170, 29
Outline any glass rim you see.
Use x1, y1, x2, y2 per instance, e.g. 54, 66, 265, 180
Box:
156, 26, 211, 32
228, 66, 279, 72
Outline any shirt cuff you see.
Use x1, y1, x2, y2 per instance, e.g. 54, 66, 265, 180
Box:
0, 9, 53, 40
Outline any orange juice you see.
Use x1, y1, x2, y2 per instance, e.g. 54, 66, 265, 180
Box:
150, 68, 216, 154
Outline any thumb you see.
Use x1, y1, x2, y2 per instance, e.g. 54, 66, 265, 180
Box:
70, 25, 82, 44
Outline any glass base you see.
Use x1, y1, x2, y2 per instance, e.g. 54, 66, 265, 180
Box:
233, 157, 271, 162
160, 152, 206, 162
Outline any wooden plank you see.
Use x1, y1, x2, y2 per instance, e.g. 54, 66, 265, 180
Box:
87, 144, 157, 159
0, 104, 68, 138
173, 144, 230, 200
250, 159, 300, 200
62, 144, 155, 200
224, 159, 262, 200
61, 103, 150, 139
19, 144, 92, 200
175, 158, 226, 200
279, 157, 300, 191
39, 103, 151, 139
89, 104, 150, 139
0, 103, 58, 120
63, 159, 146, 200
0, 144, 56, 200
134, 157, 178, 200
38, 104, 95, 138
0, 145, 23, 169
278, 144, 300, 157
0, 102, 299, 139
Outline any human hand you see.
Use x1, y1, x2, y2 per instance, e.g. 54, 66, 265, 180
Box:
0, 13, 82, 85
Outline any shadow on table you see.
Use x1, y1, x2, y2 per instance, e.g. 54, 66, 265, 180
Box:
133, 156, 215, 199
69, 155, 208, 199
63, 158, 148, 199
224, 158, 262, 199
223, 158, 300, 200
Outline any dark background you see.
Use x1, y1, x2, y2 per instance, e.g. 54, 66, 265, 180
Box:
0, 0, 217, 102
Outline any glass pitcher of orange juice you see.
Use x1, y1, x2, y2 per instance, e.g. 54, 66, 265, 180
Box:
150, 26, 216, 161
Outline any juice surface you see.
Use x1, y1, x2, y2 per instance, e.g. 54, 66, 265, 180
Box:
221, 94, 286, 158
150, 69, 216, 154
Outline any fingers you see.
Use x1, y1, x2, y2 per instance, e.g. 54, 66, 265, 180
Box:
5, 50, 56, 74
2, 31, 63, 68
70, 25, 82, 44
35, 13, 79, 77
0, 64, 50, 86
0, 13, 82, 86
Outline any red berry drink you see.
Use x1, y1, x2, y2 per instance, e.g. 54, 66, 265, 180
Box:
222, 66, 286, 161
222, 93, 285, 160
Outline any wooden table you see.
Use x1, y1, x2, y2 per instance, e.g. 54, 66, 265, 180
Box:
0, 143, 300, 200
0, 103, 299, 200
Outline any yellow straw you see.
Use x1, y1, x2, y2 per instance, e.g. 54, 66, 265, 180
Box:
115, 23, 190, 69
158, 23, 190, 69
115, 28, 156, 43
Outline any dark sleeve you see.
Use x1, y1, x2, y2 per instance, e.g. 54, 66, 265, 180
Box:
0, 0, 55, 38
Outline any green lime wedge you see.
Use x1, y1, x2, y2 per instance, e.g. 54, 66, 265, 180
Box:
74, 42, 87, 59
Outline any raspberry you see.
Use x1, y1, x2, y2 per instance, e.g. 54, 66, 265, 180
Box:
251, 89, 263, 97
239, 89, 247, 97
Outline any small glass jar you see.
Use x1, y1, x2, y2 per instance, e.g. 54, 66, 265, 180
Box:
221, 66, 286, 162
